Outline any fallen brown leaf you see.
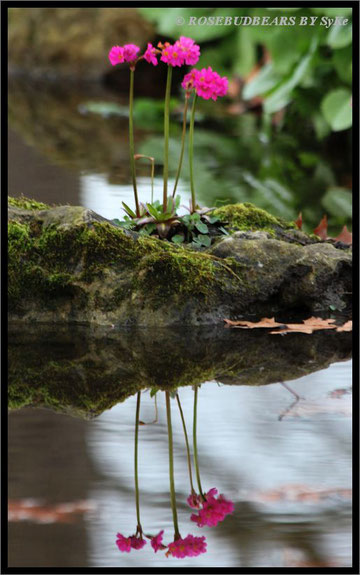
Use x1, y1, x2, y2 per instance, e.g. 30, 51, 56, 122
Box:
313, 215, 328, 240
335, 225, 352, 245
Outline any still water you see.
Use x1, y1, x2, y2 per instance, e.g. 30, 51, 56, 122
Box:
8, 325, 352, 569
8, 78, 352, 568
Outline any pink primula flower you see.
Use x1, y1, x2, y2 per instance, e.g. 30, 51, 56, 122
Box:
190, 488, 234, 528
109, 46, 125, 66
123, 44, 140, 63
150, 530, 165, 552
160, 44, 184, 67
129, 535, 147, 550
187, 492, 202, 509
144, 43, 158, 66
181, 69, 199, 92
191, 67, 228, 101
166, 534, 207, 558
175, 37, 200, 66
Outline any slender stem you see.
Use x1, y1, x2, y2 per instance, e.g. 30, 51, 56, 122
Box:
163, 66, 173, 213
134, 391, 142, 530
193, 386, 204, 498
189, 94, 197, 213
129, 68, 140, 218
172, 97, 189, 199
176, 393, 195, 494
165, 391, 180, 538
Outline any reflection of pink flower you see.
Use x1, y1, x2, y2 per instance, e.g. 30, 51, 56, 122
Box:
109, 46, 125, 66
175, 37, 200, 65
116, 532, 146, 552
144, 43, 158, 66
116, 533, 132, 552
160, 44, 184, 67
166, 534, 207, 558
130, 536, 147, 550
150, 530, 165, 552
187, 492, 202, 509
190, 488, 234, 527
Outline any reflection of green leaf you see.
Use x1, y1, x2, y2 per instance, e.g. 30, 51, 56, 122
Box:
321, 89, 352, 131
322, 188, 352, 218
243, 64, 281, 100
327, 21, 352, 48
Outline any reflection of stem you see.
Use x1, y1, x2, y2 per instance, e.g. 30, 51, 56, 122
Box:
176, 393, 195, 494
172, 98, 189, 199
163, 66, 173, 213
129, 68, 140, 217
165, 392, 180, 539
134, 392, 142, 530
278, 382, 304, 421
189, 94, 197, 213
193, 386, 204, 499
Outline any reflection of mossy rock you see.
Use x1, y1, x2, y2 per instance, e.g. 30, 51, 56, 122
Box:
8, 198, 352, 325
8, 324, 352, 418
8, 8, 153, 78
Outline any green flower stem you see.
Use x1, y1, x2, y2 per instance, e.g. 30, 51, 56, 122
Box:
189, 93, 198, 213
129, 68, 140, 218
176, 393, 195, 494
193, 386, 204, 499
163, 66, 173, 213
172, 97, 189, 199
134, 391, 142, 531
165, 391, 180, 539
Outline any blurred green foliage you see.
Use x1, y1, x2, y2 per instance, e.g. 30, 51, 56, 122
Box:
139, 6, 352, 134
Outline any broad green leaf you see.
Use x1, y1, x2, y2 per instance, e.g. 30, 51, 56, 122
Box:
313, 113, 331, 139
195, 221, 209, 234
243, 63, 281, 100
327, 21, 352, 48
196, 234, 212, 247
322, 188, 352, 218
234, 27, 256, 76
264, 36, 319, 114
310, 7, 352, 16
171, 234, 185, 244
321, 88, 352, 131
79, 101, 128, 117
333, 46, 352, 84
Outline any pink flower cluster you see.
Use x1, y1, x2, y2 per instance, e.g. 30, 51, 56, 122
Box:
160, 37, 200, 67
166, 534, 207, 558
116, 532, 146, 553
182, 67, 228, 101
189, 488, 234, 527
149, 530, 166, 553
109, 44, 140, 66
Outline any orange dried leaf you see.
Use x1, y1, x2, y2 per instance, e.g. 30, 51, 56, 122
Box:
294, 212, 302, 230
313, 214, 328, 240
335, 225, 352, 245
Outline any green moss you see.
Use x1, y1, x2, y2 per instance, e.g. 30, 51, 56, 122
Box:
212, 202, 292, 232
135, 249, 221, 305
8, 195, 50, 210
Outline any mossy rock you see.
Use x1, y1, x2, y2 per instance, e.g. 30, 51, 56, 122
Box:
8, 324, 352, 418
8, 198, 352, 325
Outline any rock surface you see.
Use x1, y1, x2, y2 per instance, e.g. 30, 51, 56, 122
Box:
8, 198, 352, 326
